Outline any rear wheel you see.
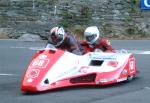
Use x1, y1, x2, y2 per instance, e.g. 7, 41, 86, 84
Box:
127, 75, 134, 82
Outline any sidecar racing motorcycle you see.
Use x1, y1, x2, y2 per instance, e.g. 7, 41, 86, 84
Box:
21, 45, 137, 92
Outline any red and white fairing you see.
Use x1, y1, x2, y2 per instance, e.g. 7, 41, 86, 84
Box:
21, 48, 137, 92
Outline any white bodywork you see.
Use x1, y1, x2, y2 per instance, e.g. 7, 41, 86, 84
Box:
41, 51, 131, 85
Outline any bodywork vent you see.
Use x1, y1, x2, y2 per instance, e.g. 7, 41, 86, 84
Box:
44, 79, 49, 84
70, 74, 96, 84
90, 60, 104, 66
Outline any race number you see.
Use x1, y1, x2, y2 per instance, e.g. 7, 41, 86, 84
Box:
129, 60, 135, 71
31, 56, 49, 68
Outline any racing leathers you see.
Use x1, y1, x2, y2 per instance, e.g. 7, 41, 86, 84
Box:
47, 32, 84, 55
81, 38, 115, 53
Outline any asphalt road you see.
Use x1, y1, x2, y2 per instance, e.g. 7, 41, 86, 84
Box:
0, 39, 150, 103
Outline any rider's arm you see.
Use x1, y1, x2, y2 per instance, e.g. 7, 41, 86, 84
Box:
67, 34, 83, 55
103, 39, 115, 53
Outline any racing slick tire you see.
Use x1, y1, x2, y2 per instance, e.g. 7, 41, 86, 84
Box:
127, 75, 134, 82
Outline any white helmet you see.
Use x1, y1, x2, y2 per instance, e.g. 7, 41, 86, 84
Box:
84, 26, 100, 44
49, 27, 65, 46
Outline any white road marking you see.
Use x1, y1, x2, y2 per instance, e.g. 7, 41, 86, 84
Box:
0, 73, 18, 76
10, 47, 26, 49
117, 50, 150, 54
143, 51, 150, 54
10, 46, 44, 50
29, 47, 45, 50
10, 47, 150, 54
144, 87, 150, 90
0, 39, 19, 41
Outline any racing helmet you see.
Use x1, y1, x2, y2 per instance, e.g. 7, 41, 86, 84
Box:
49, 26, 65, 46
84, 26, 100, 44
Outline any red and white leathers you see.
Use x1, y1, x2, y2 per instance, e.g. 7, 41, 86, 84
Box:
81, 37, 115, 53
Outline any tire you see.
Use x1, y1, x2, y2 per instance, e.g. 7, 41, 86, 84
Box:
127, 75, 134, 82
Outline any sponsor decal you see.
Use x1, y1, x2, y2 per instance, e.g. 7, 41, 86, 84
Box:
129, 58, 135, 72
30, 55, 49, 69
56, 66, 78, 79
117, 77, 127, 82
90, 55, 116, 60
26, 69, 40, 78
91, 57, 116, 60
107, 61, 118, 67
89, 52, 116, 60
27, 78, 33, 83
38, 55, 47, 59
99, 77, 115, 83
140, 0, 150, 10
79, 66, 90, 73
121, 69, 128, 75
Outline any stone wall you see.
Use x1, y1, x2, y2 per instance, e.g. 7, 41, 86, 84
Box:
0, 0, 150, 39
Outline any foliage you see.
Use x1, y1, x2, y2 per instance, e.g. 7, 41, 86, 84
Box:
59, 10, 74, 28
125, 16, 133, 22
37, 0, 58, 4
129, 0, 140, 12
0, 16, 9, 27
59, 4, 92, 29
79, 4, 92, 25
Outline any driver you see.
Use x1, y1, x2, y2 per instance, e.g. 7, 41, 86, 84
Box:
46, 26, 83, 55
81, 26, 115, 53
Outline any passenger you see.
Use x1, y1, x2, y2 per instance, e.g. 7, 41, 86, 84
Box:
81, 26, 115, 53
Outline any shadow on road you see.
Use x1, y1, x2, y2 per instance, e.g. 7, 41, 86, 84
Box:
21, 77, 140, 95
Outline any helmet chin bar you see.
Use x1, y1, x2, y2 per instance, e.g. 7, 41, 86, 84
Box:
84, 26, 100, 44
54, 34, 65, 47
88, 37, 98, 44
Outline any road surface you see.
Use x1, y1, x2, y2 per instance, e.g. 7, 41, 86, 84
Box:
0, 40, 150, 103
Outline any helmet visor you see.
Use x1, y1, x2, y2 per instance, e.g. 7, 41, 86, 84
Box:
49, 33, 63, 46
85, 34, 97, 43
